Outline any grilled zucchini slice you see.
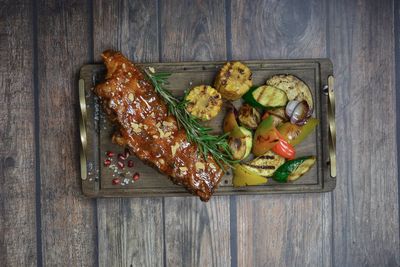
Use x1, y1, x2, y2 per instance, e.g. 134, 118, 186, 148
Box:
214, 62, 252, 100
266, 74, 313, 110
228, 126, 253, 160
288, 156, 316, 181
246, 85, 288, 108
243, 151, 285, 177
185, 85, 223, 121
273, 156, 316, 182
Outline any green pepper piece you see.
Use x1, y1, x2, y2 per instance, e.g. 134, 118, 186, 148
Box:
233, 164, 268, 187
292, 119, 319, 146
273, 156, 312, 183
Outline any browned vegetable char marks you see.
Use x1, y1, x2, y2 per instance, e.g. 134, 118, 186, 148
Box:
94, 50, 224, 201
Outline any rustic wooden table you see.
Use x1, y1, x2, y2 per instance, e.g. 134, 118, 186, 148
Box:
1, 0, 399, 266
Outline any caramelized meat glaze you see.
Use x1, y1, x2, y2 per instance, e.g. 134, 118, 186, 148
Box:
94, 50, 224, 201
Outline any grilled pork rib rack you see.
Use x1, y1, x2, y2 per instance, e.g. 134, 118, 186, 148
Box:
94, 50, 224, 201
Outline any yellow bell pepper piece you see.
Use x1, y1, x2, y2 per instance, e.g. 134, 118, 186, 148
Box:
233, 164, 268, 187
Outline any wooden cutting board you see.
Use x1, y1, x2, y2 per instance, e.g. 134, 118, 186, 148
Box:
79, 59, 336, 197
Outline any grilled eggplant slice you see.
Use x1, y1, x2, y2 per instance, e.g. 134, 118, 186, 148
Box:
262, 108, 288, 128
185, 85, 223, 121
243, 151, 285, 177
238, 104, 261, 130
214, 62, 252, 100
266, 74, 313, 110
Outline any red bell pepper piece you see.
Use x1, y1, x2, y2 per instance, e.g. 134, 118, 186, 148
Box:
272, 132, 296, 159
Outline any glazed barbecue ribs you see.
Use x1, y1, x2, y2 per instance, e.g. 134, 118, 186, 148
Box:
94, 50, 224, 201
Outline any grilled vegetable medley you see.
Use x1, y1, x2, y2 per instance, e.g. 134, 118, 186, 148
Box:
187, 62, 319, 187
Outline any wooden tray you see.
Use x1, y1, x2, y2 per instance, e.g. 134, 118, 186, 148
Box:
79, 59, 336, 197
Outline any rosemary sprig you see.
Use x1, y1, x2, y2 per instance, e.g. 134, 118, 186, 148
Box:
144, 68, 235, 170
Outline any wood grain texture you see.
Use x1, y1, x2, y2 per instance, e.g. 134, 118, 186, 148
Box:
160, 1, 231, 266
329, 0, 400, 266
0, 0, 397, 265
231, 0, 326, 60
0, 1, 37, 265
164, 197, 231, 267
160, 0, 227, 62
93, 1, 164, 266
231, 0, 332, 266
93, 0, 158, 62
36, 0, 97, 265
97, 198, 163, 267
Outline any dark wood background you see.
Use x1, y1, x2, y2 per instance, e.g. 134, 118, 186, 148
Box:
1, 0, 399, 266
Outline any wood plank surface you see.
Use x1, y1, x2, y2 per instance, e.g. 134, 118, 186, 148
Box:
1, 0, 399, 266
93, 1, 165, 266
329, 0, 400, 266
160, 1, 231, 266
36, 1, 97, 265
0, 1, 37, 266
230, 0, 332, 266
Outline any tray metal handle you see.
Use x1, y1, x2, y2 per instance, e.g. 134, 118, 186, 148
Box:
327, 76, 336, 177
79, 79, 88, 180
